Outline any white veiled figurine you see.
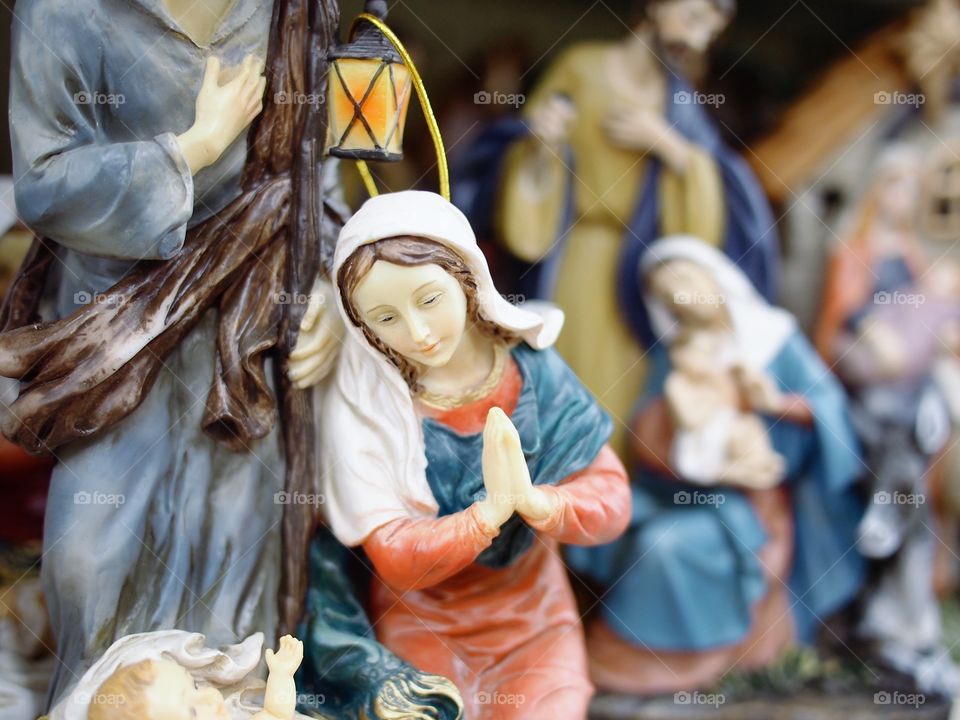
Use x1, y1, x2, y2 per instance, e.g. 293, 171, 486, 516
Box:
566, 234, 865, 696
50, 631, 310, 720
319, 190, 631, 719
322, 190, 564, 544
641, 236, 791, 489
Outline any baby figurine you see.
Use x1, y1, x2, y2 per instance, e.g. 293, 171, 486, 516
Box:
86, 635, 304, 720
665, 327, 785, 489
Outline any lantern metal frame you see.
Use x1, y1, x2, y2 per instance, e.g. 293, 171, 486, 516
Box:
328, 12, 450, 200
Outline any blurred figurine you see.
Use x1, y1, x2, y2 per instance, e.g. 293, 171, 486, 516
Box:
321, 191, 631, 719
665, 327, 786, 488
456, 0, 779, 456
567, 236, 864, 695
816, 144, 959, 695
1, 0, 336, 701
51, 632, 306, 720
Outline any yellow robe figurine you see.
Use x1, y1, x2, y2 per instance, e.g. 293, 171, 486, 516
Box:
495, 0, 737, 456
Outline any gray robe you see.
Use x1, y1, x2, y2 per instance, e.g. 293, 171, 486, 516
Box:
8, 0, 282, 703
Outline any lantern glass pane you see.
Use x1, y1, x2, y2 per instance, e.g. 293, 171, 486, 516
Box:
386, 64, 413, 155
325, 56, 413, 160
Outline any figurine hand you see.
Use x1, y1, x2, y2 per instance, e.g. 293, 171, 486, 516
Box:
604, 108, 691, 169
264, 635, 304, 677
500, 421, 555, 522
721, 453, 785, 490
288, 279, 344, 388
479, 407, 520, 528
529, 94, 576, 151
516, 485, 556, 523
178, 55, 266, 174
735, 366, 785, 416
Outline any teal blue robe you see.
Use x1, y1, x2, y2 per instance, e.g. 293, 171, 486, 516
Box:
423, 342, 613, 568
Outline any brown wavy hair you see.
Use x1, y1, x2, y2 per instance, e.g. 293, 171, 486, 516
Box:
338, 236, 516, 392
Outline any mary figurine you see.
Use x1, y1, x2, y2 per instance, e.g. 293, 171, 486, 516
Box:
567, 236, 865, 694
320, 190, 632, 719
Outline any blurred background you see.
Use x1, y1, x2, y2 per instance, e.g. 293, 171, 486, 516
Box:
3, 1, 960, 717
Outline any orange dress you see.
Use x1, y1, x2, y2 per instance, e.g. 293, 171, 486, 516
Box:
363, 358, 630, 719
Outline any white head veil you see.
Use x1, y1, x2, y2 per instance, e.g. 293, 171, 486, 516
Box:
640, 235, 795, 369
321, 191, 563, 546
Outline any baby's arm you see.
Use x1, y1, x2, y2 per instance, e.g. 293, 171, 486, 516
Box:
253, 636, 303, 720
665, 373, 707, 430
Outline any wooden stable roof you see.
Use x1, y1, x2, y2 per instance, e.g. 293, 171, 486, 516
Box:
748, 24, 910, 203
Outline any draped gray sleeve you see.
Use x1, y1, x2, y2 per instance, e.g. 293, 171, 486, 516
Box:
9, 4, 194, 260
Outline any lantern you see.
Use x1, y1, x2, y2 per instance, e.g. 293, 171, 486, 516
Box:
324, 0, 449, 200
326, 2, 413, 162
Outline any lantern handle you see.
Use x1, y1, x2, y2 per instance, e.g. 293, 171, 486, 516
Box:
347, 12, 450, 201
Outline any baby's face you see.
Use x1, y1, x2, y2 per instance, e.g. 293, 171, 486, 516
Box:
144, 660, 228, 720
